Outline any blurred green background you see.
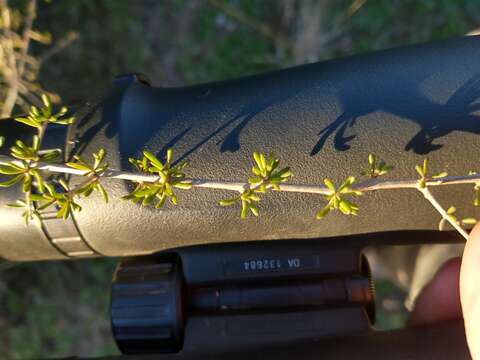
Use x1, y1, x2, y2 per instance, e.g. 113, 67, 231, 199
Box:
1, 0, 479, 358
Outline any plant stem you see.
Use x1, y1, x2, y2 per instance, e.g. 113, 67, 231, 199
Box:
23, 122, 48, 219
2, 155, 480, 194
417, 186, 469, 240
0, 154, 476, 238
67, 175, 98, 198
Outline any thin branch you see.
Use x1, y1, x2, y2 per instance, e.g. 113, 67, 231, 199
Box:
17, 0, 36, 78
23, 121, 47, 218
0, 0, 19, 117
38, 31, 79, 65
67, 175, 98, 197
207, 0, 290, 49
2, 155, 480, 196
417, 186, 469, 239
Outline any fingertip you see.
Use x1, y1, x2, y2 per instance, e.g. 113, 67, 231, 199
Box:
461, 223, 480, 359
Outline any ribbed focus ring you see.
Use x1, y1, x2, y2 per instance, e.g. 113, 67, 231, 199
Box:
111, 255, 184, 354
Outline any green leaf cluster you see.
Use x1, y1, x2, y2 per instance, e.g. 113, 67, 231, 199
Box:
14, 94, 74, 128
474, 183, 480, 207
248, 152, 293, 192
0, 95, 104, 222
220, 189, 261, 219
361, 154, 393, 178
123, 149, 192, 208
34, 182, 82, 220
438, 206, 477, 231
469, 172, 480, 207
220, 152, 292, 219
7, 199, 41, 224
316, 176, 363, 220
0, 160, 44, 193
415, 158, 447, 188
0, 136, 61, 194
66, 149, 110, 203
67, 149, 109, 176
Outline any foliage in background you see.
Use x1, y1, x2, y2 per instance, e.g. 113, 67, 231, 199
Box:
0, 0, 77, 117
3, 0, 480, 359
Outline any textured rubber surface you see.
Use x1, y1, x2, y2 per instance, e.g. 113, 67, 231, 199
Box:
1, 36, 480, 260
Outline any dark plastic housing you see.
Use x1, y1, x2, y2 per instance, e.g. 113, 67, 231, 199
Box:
111, 240, 374, 356
0, 36, 478, 261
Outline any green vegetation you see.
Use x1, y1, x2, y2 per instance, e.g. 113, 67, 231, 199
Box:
2, 0, 480, 358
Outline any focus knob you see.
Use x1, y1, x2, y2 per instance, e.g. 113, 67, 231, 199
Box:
111, 255, 184, 354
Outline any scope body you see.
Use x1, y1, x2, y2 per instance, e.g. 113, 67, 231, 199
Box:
0, 36, 479, 261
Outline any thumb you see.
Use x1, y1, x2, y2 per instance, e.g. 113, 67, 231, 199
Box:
461, 223, 480, 359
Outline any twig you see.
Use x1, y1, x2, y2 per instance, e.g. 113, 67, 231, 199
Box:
17, 0, 36, 78
67, 175, 98, 197
1, 150, 477, 238
417, 186, 469, 239
0, 0, 19, 117
38, 31, 79, 65
2, 155, 480, 196
207, 0, 290, 49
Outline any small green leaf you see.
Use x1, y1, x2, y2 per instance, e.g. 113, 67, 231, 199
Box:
415, 165, 424, 177
59, 179, 70, 191
31, 170, 45, 192
241, 201, 248, 219
249, 177, 262, 185
32, 135, 40, 151
447, 206, 456, 215
93, 148, 106, 168
30, 194, 45, 201
14, 116, 40, 128
462, 218, 477, 225
40, 149, 61, 162
31, 106, 39, 116
253, 152, 264, 171
252, 166, 262, 176
143, 150, 164, 170
432, 172, 448, 179
249, 203, 259, 217
339, 200, 352, 215
164, 183, 173, 196
220, 198, 238, 206
7, 199, 27, 208
166, 149, 173, 164
41, 93, 52, 109
22, 174, 32, 192
0, 174, 23, 187
57, 202, 71, 219
156, 193, 167, 208
55, 116, 75, 125
0, 164, 24, 175
66, 162, 91, 172
274, 167, 293, 179
173, 182, 192, 189
36, 200, 56, 211
423, 158, 429, 175
142, 194, 155, 206
97, 183, 109, 203
316, 206, 331, 220
324, 178, 335, 192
